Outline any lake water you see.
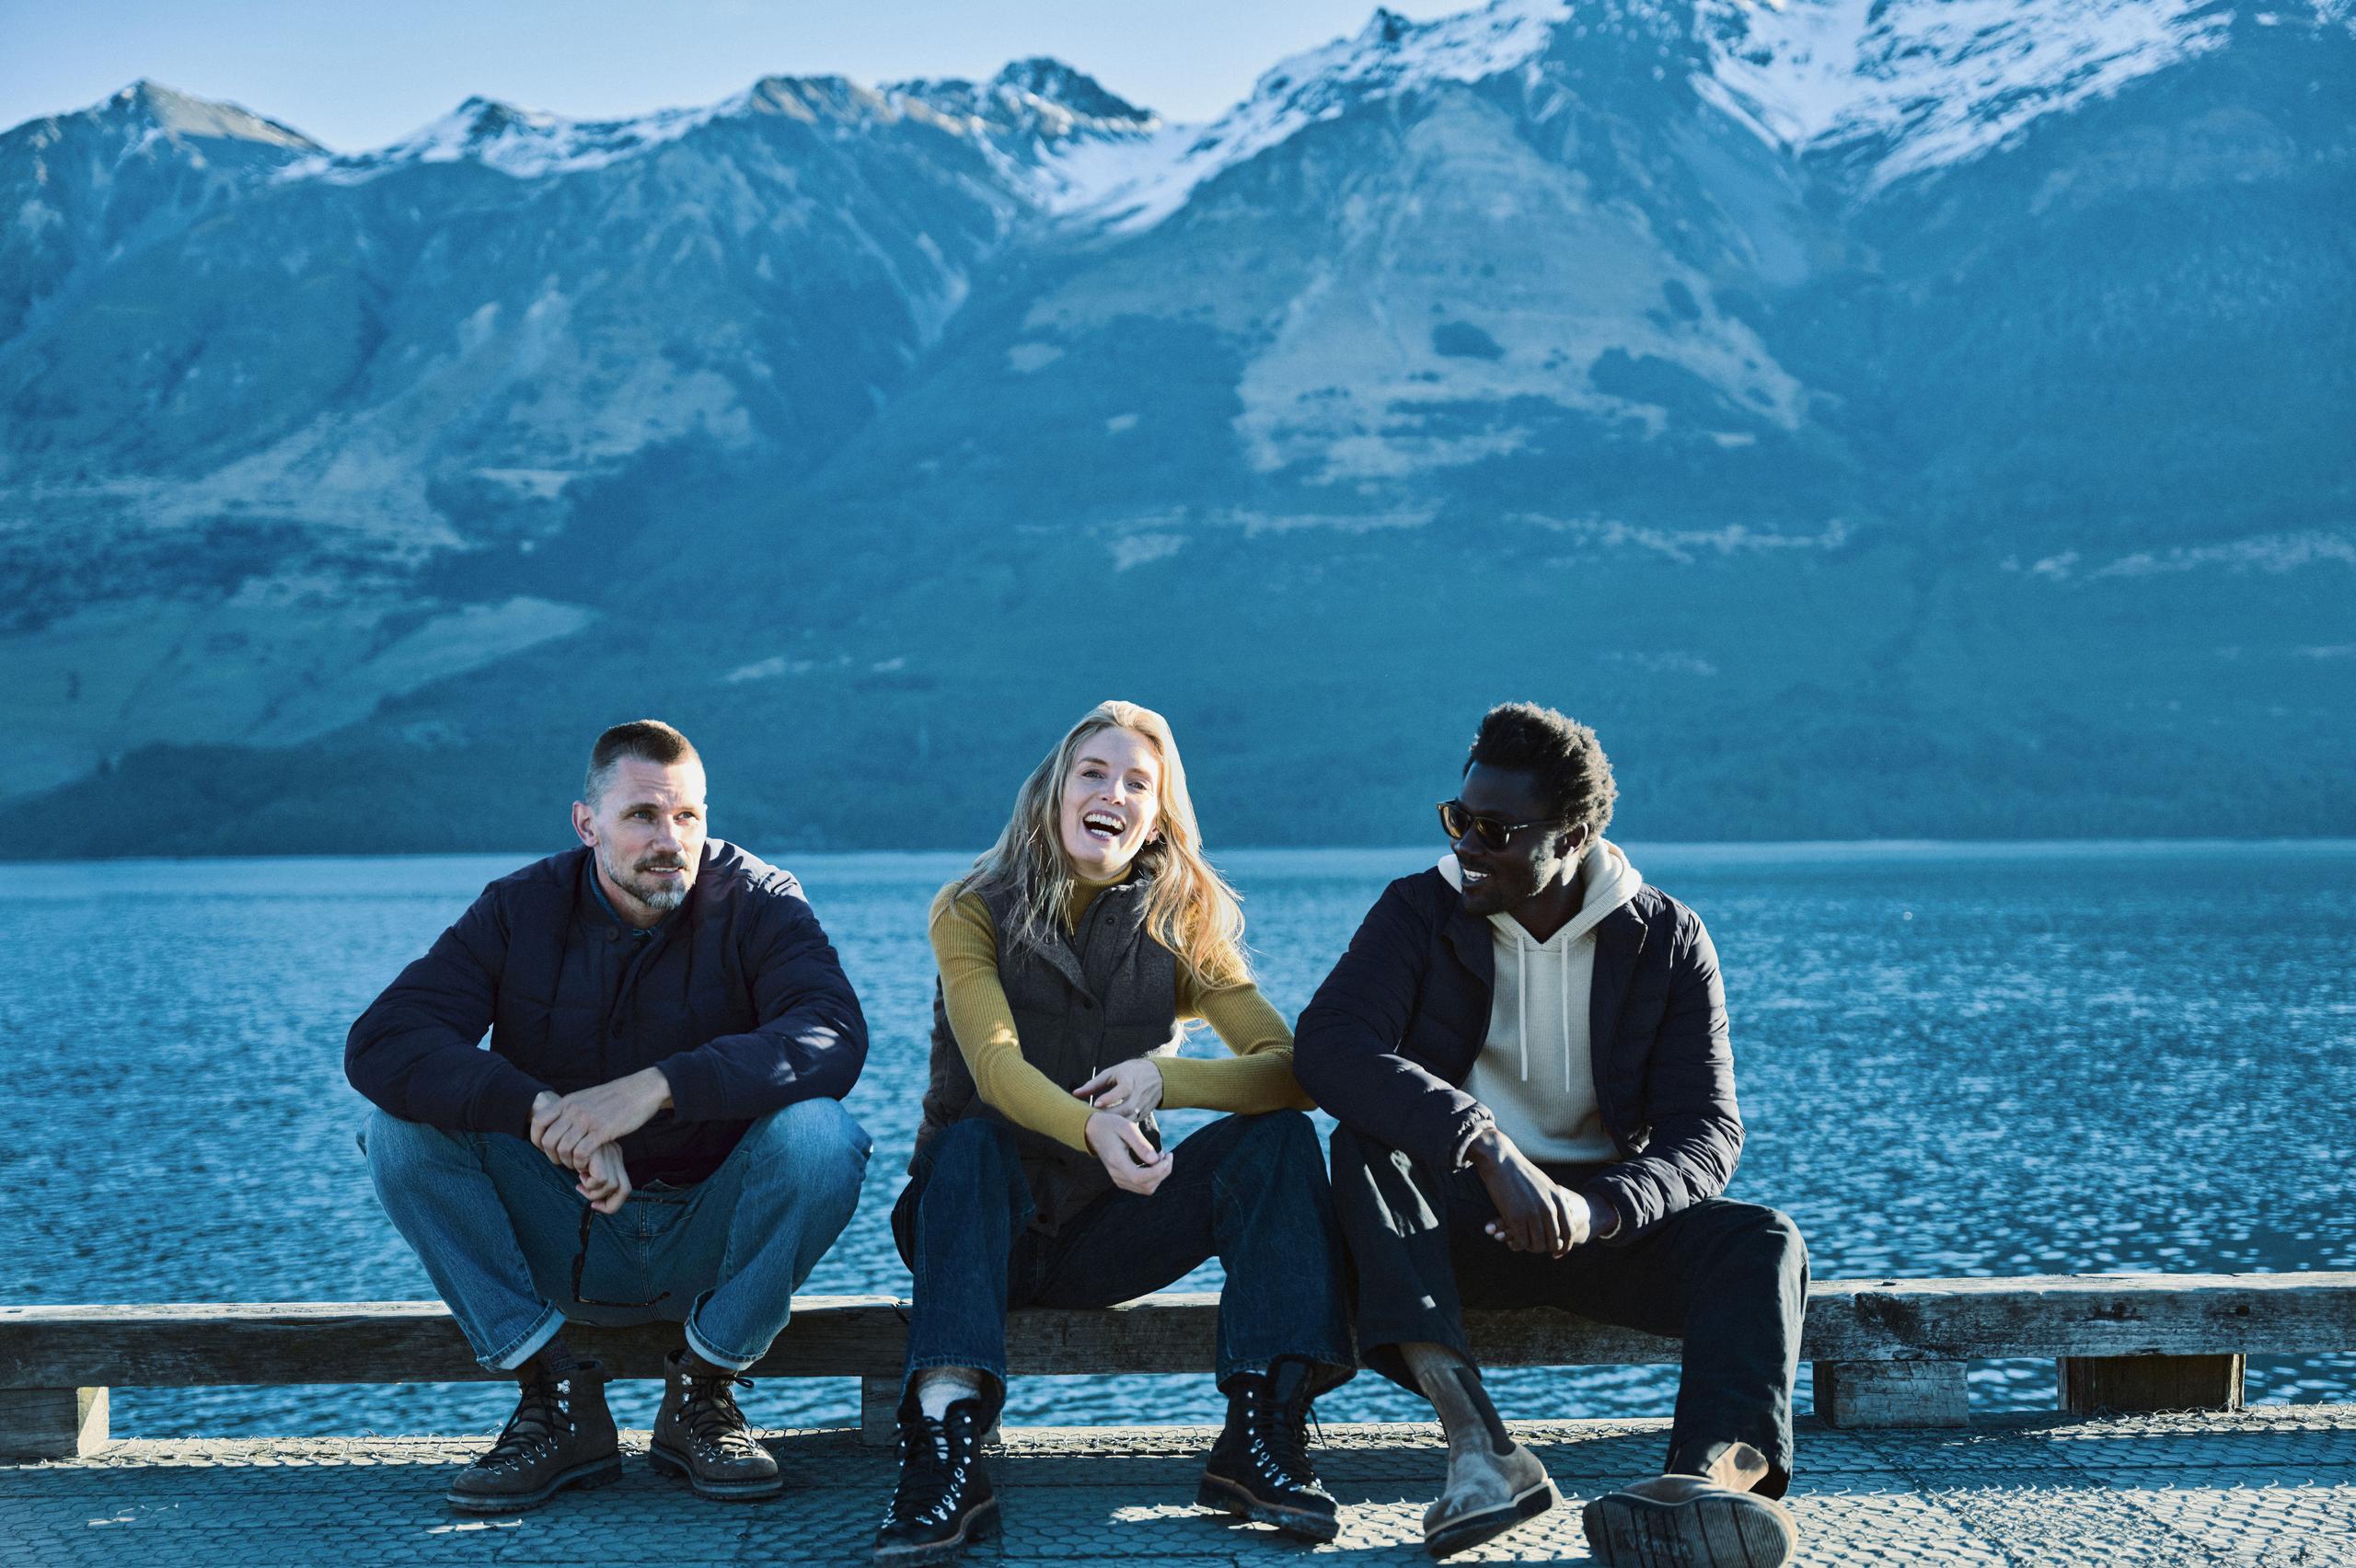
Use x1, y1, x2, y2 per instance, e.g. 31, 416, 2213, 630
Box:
5, 843, 2351, 1441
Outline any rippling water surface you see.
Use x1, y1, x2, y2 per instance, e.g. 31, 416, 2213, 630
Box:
6, 842, 2350, 1439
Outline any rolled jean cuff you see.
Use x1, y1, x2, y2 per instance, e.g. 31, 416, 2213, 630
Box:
683, 1289, 767, 1372
487, 1301, 568, 1372
1216, 1339, 1357, 1390
904, 1352, 1011, 1396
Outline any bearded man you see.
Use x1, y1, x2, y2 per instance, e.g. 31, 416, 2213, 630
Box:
348, 720, 870, 1512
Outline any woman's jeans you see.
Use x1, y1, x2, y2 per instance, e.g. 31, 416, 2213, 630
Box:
363, 1099, 871, 1372
895, 1111, 1354, 1396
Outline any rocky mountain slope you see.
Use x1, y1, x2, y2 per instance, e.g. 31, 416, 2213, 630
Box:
3, 0, 2350, 854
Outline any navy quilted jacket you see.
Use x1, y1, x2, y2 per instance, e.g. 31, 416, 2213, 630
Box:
346, 841, 866, 1184
1294, 867, 1742, 1240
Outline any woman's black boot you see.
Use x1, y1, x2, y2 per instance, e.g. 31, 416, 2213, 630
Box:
874, 1385, 999, 1564
1197, 1355, 1340, 1541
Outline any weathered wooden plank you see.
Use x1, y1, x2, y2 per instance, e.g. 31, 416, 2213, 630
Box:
2, 1274, 2349, 1392
1815, 1361, 1970, 1428
0, 1387, 108, 1459
1794, 1274, 2356, 1362
0, 1297, 905, 1389
2062, 1354, 2245, 1414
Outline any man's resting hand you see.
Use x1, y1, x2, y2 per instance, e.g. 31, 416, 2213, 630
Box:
574, 1141, 632, 1214
1469, 1124, 1593, 1257
531, 1067, 673, 1170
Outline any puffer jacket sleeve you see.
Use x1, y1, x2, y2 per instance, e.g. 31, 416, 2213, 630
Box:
1581, 904, 1744, 1240
656, 873, 868, 1122
345, 882, 552, 1136
1293, 877, 1493, 1171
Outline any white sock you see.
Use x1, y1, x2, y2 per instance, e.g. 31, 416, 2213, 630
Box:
915, 1366, 986, 1422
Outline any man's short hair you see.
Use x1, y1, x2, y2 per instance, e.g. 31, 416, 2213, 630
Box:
583, 720, 701, 804
1464, 702, 1617, 840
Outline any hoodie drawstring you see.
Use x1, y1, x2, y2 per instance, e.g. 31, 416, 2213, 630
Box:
1562, 939, 1574, 1092
1515, 938, 1529, 1082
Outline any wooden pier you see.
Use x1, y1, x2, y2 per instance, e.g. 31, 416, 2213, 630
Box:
4, 1273, 2353, 1564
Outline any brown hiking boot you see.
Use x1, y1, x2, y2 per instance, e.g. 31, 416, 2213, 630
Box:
445, 1358, 621, 1514
1580, 1442, 1797, 1567
650, 1348, 783, 1501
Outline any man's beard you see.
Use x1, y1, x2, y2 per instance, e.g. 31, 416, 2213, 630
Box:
604, 848, 692, 913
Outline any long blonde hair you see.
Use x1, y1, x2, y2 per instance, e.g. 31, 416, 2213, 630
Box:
964, 700, 1251, 989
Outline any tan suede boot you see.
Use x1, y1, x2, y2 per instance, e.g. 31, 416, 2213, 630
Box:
1579, 1441, 1797, 1567
1404, 1348, 1558, 1558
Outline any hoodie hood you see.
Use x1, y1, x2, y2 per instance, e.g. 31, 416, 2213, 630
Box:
1438, 838, 1644, 941
1442, 838, 1645, 1093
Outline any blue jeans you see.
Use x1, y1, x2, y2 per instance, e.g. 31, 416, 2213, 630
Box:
364, 1099, 871, 1371
895, 1111, 1354, 1395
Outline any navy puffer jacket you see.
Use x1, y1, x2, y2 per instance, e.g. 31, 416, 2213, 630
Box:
1293, 867, 1741, 1240
346, 841, 866, 1184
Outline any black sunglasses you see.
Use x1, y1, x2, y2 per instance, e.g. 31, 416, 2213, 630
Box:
1437, 799, 1560, 852
569, 1198, 673, 1311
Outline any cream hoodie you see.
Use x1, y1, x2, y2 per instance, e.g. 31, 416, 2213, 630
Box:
1440, 839, 1645, 1165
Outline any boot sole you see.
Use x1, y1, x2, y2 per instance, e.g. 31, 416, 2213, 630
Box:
1580, 1489, 1797, 1568
646, 1439, 785, 1501
1425, 1475, 1559, 1559
445, 1454, 622, 1514
1195, 1472, 1342, 1543
873, 1494, 999, 1564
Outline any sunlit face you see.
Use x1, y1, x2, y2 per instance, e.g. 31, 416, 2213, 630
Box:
1057, 726, 1162, 882
572, 756, 709, 926
1450, 761, 1587, 921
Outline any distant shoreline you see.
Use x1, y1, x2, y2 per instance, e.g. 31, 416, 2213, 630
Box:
13, 838, 2356, 875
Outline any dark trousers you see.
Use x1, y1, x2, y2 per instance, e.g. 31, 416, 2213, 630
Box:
1329, 1124, 1807, 1498
895, 1111, 1355, 1399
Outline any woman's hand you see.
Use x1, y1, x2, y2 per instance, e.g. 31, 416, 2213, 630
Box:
1074, 1057, 1164, 1121
1085, 1110, 1173, 1195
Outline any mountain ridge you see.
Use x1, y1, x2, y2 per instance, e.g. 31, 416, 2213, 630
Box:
1, 0, 2350, 855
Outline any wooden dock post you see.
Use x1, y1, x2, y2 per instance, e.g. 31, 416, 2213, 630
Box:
2061, 1354, 2244, 1414
1814, 1361, 1970, 1427
0, 1387, 109, 1459
860, 1377, 898, 1446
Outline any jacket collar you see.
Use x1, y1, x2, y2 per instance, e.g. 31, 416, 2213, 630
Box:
1442, 896, 1494, 986
572, 845, 702, 943
1438, 870, 1650, 1023
983, 869, 1152, 994
1585, 897, 1649, 1050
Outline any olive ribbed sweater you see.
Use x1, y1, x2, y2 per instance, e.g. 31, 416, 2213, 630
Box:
926, 882, 1311, 1153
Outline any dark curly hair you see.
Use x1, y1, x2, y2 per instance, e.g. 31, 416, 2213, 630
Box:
1464, 702, 1617, 840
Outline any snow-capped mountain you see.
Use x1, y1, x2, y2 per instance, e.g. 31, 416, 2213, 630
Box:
1, 0, 2350, 854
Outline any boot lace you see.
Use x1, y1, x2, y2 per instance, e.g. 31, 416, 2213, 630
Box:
887, 1409, 972, 1526
475, 1366, 573, 1474
680, 1369, 763, 1460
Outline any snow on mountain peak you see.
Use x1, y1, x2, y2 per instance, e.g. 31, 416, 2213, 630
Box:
987, 58, 1152, 124
49, 80, 321, 155
886, 58, 1158, 145
1040, 0, 1572, 232
1693, 0, 2242, 189
290, 93, 731, 183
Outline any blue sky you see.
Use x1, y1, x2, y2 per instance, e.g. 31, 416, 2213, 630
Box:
0, 0, 1475, 148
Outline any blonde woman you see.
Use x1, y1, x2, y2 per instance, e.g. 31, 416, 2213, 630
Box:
873, 701, 1353, 1564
